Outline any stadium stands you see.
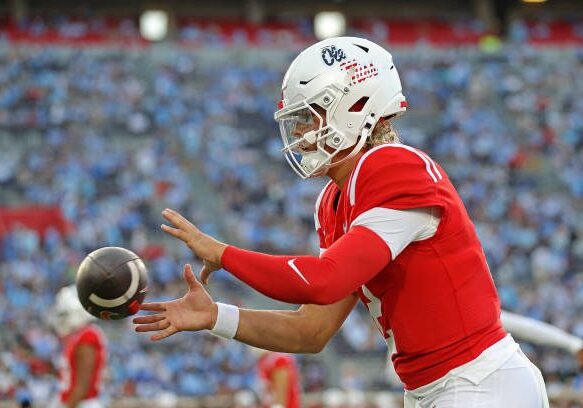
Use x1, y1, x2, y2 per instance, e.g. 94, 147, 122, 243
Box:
0, 17, 582, 406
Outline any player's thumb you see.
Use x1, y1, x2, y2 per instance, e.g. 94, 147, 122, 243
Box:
184, 264, 202, 291
200, 264, 211, 285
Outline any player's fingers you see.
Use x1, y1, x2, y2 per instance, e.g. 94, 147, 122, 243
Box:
135, 320, 170, 333
184, 264, 202, 291
160, 224, 187, 241
161, 209, 180, 226
140, 302, 167, 312
163, 208, 199, 232
162, 209, 190, 230
132, 314, 165, 324
163, 208, 188, 224
151, 325, 177, 341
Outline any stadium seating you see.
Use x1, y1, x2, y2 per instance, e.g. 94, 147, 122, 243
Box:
0, 27, 582, 404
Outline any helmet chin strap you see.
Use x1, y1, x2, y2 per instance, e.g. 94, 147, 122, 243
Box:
336, 130, 369, 164
325, 127, 371, 171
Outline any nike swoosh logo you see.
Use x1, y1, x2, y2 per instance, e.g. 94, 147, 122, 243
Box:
287, 258, 310, 285
299, 75, 319, 85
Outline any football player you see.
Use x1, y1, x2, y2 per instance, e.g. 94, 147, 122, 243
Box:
49, 285, 107, 408
253, 349, 300, 408
135, 37, 549, 407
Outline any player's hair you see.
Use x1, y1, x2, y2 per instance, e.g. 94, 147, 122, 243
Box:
365, 116, 400, 149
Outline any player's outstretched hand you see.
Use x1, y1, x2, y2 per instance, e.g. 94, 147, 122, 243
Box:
133, 264, 218, 341
160, 208, 227, 284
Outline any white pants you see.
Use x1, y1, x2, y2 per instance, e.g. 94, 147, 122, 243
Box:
404, 349, 549, 408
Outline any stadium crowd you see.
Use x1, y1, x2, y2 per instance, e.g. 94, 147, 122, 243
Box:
0, 36, 582, 404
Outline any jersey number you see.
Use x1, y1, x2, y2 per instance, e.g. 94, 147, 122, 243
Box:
361, 285, 393, 341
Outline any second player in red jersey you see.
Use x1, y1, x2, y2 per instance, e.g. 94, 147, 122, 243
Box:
50, 286, 107, 408
255, 351, 300, 408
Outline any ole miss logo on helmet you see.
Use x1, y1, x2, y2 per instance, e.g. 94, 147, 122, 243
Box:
321, 45, 347, 66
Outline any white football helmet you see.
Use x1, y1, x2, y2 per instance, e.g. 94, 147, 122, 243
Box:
274, 36, 407, 179
51, 285, 94, 337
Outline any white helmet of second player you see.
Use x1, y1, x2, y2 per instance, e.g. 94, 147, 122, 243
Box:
274, 36, 407, 179
51, 285, 94, 337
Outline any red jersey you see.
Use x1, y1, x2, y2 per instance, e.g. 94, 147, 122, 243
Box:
59, 324, 107, 403
315, 144, 506, 389
257, 353, 301, 408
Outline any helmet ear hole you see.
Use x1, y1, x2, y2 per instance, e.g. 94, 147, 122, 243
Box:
348, 97, 369, 112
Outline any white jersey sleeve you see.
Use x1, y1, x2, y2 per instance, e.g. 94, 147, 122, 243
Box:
350, 207, 440, 260
501, 310, 583, 354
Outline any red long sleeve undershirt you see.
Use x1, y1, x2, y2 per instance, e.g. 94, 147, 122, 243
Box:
220, 226, 391, 305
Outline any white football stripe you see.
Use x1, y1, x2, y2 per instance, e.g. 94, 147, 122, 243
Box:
418, 149, 443, 180
394, 144, 438, 183
89, 261, 140, 308
349, 144, 440, 205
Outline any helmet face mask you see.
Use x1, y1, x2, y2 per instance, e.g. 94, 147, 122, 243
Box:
274, 37, 407, 179
276, 91, 349, 178
278, 103, 322, 154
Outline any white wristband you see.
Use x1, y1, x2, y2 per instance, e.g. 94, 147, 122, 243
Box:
210, 303, 240, 339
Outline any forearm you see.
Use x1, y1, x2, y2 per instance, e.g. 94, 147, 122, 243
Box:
501, 310, 583, 354
222, 226, 390, 305
233, 296, 358, 354
65, 391, 86, 408
235, 309, 312, 353
271, 369, 290, 406
66, 344, 95, 408
65, 379, 91, 408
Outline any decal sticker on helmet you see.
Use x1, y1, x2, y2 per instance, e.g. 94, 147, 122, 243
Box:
321, 45, 347, 66
341, 59, 379, 85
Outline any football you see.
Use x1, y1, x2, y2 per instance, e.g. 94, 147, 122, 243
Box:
76, 247, 149, 320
